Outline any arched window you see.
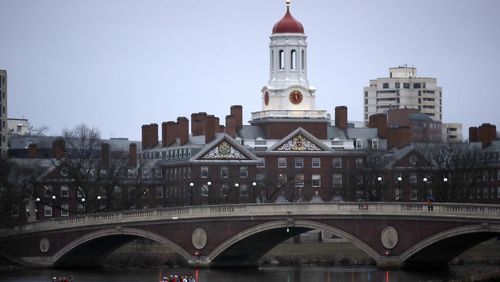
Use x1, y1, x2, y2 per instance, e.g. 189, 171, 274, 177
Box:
279, 50, 285, 70
291, 50, 297, 70
271, 50, 274, 69
301, 50, 305, 70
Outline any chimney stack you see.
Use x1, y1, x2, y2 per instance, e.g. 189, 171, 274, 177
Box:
191, 112, 207, 136
178, 117, 189, 146
28, 143, 38, 159
205, 115, 216, 144
368, 113, 387, 138
141, 124, 149, 149
469, 127, 478, 143
101, 143, 110, 168
129, 143, 137, 167
225, 115, 236, 138
335, 106, 348, 130
230, 105, 243, 130
52, 139, 66, 159
478, 123, 497, 148
149, 123, 159, 148
165, 121, 178, 146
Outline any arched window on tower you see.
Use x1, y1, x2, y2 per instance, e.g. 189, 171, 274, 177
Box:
291, 50, 297, 70
301, 50, 305, 70
279, 50, 285, 70
271, 50, 274, 69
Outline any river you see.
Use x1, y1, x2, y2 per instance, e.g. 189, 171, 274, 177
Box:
0, 266, 457, 282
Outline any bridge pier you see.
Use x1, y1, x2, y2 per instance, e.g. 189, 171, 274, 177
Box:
376, 257, 403, 270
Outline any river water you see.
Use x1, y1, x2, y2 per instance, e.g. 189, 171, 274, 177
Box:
0, 266, 455, 282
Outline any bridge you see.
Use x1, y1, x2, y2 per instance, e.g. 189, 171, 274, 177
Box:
1, 202, 500, 270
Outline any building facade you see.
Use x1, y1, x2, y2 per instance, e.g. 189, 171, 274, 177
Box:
0, 70, 7, 159
364, 66, 443, 122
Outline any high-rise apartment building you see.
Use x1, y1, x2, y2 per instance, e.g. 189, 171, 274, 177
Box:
0, 70, 7, 159
364, 66, 442, 123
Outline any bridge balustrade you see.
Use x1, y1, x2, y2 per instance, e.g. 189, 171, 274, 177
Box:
2, 202, 500, 238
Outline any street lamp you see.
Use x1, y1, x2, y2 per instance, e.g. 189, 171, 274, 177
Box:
397, 176, 403, 201
234, 183, 240, 204
443, 177, 449, 201
189, 182, 194, 205
81, 198, 86, 214
96, 195, 102, 212
377, 177, 383, 201
207, 181, 212, 205
252, 182, 257, 203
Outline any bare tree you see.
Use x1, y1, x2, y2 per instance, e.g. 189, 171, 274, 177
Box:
27, 121, 49, 136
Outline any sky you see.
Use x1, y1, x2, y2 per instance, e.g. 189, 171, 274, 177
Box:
1, 0, 499, 141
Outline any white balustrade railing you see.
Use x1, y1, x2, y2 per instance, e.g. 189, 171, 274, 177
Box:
1, 202, 500, 237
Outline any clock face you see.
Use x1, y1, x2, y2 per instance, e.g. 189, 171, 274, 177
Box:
289, 90, 303, 105
264, 91, 269, 105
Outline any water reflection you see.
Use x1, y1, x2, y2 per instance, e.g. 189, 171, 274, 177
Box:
0, 266, 451, 282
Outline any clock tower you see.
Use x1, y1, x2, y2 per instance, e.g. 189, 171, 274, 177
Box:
250, 0, 328, 139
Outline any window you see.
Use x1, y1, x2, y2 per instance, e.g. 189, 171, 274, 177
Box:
44, 205, 53, 217
301, 50, 305, 70
312, 158, 321, 168
382, 83, 389, 89
291, 50, 297, 70
221, 166, 229, 178
483, 187, 489, 199
403, 83, 410, 89
61, 185, 69, 198
239, 184, 248, 197
410, 188, 418, 200
201, 166, 209, 178
371, 139, 379, 150
497, 187, 500, 199
483, 171, 488, 182
11, 205, 19, 217
312, 174, 321, 187
413, 83, 421, 89
61, 204, 69, 217
497, 169, 500, 180
155, 186, 164, 198
295, 174, 304, 188
410, 173, 417, 184
257, 158, 265, 168
279, 50, 285, 70
333, 158, 342, 168
240, 166, 248, 178
355, 158, 363, 168
332, 174, 343, 187
356, 139, 362, 149
395, 82, 400, 89
44, 185, 53, 197
278, 157, 287, 168
295, 157, 304, 168
278, 174, 287, 186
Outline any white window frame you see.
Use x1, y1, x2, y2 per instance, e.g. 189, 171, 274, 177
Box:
61, 204, 69, 217
295, 157, 304, 168
332, 174, 342, 188
278, 157, 287, 168
44, 205, 53, 217
312, 158, 321, 168
61, 185, 69, 198
333, 158, 342, 168
155, 186, 164, 199
221, 166, 229, 178
240, 166, 248, 178
201, 166, 209, 178
312, 174, 321, 187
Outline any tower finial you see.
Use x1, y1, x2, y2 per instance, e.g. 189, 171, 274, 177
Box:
286, 0, 291, 7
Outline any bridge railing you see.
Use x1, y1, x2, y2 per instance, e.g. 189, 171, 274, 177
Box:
1, 202, 500, 237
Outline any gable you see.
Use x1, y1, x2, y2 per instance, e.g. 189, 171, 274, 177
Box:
200, 140, 249, 160
269, 127, 331, 152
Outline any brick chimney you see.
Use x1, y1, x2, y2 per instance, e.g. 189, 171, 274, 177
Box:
28, 143, 38, 159
149, 123, 159, 148
218, 125, 225, 133
191, 112, 207, 136
165, 121, 178, 146
141, 124, 149, 149
230, 105, 243, 130
335, 106, 348, 130
368, 113, 387, 138
469, 127, 478, 143
225, 115, 236, 138
52, 139, 66, 159
177, 117, 189, 146
205, 115, 216, 144
478, 123, 497, 148
129, 143, 137, 167
101, 143, 110, 168
162, 122, 168, 147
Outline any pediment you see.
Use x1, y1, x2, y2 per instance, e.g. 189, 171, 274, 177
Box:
193, 135, 258, 161
269, 128, 331, 152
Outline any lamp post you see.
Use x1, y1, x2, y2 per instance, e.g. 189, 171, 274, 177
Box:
377, 176, 383, 201
397, 176, 403, 201
189, 182, 194, 206
423, 177, 428, 201
234, 183, 240, 204
81, 198, 86, 214
252, 181, 257, 203
207, 181, 212, 205
443, 177, 449, 201
97, 195, 101, 212
35, 197, 41, 220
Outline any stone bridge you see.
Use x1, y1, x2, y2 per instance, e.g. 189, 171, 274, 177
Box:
1, 202, 500, 270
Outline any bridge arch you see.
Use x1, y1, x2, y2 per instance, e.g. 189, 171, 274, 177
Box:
53, 227, 192, 267
400, 223, 500, 269
208, 219, 380, 266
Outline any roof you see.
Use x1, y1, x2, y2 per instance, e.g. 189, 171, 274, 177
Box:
272, 6, 304, 34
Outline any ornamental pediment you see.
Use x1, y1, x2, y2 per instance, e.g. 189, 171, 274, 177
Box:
268, 128, 331, 152
200, 140, 249, 160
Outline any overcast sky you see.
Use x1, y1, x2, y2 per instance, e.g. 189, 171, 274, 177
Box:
1, 0, 499, 140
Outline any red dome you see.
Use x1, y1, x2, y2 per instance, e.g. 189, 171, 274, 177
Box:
272, 7, 304, 34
